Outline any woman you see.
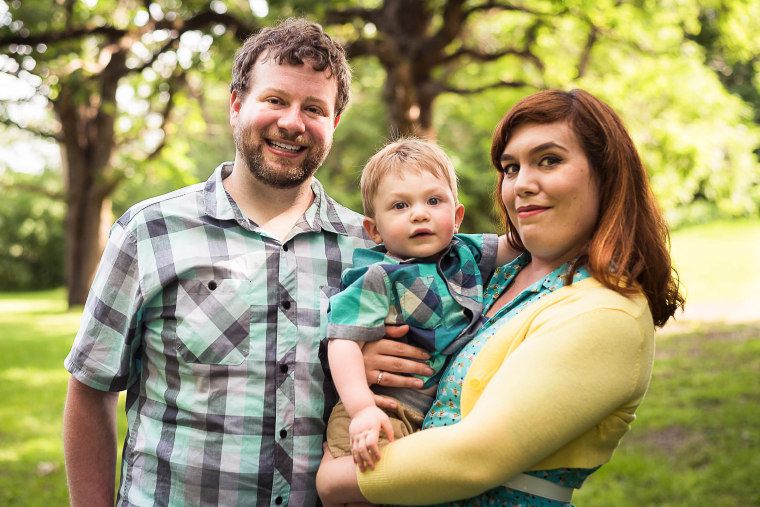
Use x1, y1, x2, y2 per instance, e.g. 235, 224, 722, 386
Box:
317, 88, 684, 506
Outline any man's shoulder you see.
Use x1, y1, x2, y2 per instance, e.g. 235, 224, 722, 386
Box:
115, 181, 206, 230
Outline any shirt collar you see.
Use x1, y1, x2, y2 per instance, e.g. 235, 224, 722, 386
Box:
203, 162, 359, 237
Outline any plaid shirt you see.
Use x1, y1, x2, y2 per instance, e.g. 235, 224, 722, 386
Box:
327, 234, 497, 400
65, 163, 372, 506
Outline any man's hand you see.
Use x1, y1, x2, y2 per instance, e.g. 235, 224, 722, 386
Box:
349, 406, 394, 472
362, 325, 434, 399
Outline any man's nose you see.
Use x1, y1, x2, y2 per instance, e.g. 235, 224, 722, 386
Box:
277, 105, 306, 134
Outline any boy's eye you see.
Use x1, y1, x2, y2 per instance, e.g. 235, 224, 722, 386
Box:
392, 202, 407, 210
427, 197, 440, 205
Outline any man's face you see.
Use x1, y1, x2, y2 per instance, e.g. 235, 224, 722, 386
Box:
230, 56, 340, 189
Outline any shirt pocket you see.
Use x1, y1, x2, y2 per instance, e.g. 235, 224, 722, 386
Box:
174, 279, 252, 366
395, 275, 443, 328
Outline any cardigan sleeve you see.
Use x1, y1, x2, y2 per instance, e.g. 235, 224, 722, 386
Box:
357, 297, 653, 505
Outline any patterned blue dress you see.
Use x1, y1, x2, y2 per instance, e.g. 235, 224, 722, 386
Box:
420, 254, 598, 507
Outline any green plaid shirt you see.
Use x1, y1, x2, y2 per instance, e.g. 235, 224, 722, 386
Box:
65, 163, 372, 506
327, 234, 498, 407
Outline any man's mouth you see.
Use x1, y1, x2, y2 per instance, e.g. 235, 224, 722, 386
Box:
267, 139, 305, 153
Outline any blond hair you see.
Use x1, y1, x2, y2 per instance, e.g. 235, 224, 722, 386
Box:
360, 138, 459, 218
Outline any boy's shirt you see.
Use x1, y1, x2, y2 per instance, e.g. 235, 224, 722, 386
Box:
327, 233, 499, 389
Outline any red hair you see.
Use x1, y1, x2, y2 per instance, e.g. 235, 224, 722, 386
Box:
490, 89, 684, 326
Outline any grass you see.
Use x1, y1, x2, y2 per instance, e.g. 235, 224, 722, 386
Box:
1, 219, 758, 505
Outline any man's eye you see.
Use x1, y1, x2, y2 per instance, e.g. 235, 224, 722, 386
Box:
306, 106, 324, 116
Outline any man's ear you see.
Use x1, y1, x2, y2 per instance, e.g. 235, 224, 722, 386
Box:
363, 217, 383, 245
230, 90, 242, 127
453, 202, 465, 233
334, 114, 341, 129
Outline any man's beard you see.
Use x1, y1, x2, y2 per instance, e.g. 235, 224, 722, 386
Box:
233, 124, 329, 189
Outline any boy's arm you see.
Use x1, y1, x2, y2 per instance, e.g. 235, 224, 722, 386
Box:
496, 234, 520, 267
328, 338, 394, 470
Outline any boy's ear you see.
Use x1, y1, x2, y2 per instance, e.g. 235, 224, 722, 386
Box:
363, 217, 383, 245
453, 203, 465, 233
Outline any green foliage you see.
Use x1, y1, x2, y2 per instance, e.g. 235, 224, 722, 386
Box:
0, 169, 65, 290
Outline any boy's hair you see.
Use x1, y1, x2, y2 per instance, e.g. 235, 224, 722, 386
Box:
230, 17, 351, 117
360, 138, 459, 218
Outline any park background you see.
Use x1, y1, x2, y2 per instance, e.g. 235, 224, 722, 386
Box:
0, 0, 758, 505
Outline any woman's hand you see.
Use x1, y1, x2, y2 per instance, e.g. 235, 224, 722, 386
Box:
362, 325, 434, 403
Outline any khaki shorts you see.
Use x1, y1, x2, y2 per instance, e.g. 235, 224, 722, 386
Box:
325, 398, 425, 457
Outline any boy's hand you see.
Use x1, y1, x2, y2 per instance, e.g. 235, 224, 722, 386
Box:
349, 406, 395, 472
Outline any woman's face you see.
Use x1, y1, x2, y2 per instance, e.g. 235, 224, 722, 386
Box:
499, 121, 600, 270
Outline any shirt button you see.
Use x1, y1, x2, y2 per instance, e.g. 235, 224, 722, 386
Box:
469, 378, 482, 390
275, 496, 283, 505
280, 429, 288, 438
280, 364, 288, 374
282, 301, 291, 310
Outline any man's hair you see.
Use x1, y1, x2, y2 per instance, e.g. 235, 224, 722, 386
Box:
230, 18, 351, 117
361, 137, 459, 218
490, 88, 684, 326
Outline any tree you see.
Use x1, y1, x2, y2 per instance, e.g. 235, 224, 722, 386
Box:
314, 0, 760, 229
0, 0, 255, 305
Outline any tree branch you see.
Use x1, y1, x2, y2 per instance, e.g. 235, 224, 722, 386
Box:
0, 180, 65, 200
576, 25, 599, 79
0, 115, 61, 141
325, 7, 382, 27
442, 79, 534, 95
0, 26, 125, 48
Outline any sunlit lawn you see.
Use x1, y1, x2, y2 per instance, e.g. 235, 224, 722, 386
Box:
1, 219, 758, 505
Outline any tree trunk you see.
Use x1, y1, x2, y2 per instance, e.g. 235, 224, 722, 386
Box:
65, 186, 111, 307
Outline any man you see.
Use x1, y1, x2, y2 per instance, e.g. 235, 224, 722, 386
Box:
63, 18, 428, 506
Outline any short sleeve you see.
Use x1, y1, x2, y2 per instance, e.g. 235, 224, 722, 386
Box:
326, 264, 391, 342
64, 221, 144, 392
453, 233, 499, 279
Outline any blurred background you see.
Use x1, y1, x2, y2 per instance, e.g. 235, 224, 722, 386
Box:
0, 0, 758, 505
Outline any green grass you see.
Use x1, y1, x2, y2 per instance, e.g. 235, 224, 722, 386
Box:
670, 218, 760, 307
1, 219, 758, 505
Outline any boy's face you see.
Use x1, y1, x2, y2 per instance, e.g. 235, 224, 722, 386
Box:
363, 168, 465, 260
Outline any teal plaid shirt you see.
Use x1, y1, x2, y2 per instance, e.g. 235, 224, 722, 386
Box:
327, 234, 498, 400
65, 163, 372, 506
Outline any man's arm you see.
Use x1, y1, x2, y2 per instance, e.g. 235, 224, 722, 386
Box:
63, 376, 119, 507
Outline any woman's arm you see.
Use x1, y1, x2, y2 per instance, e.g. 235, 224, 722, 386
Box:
358, 304, 651, 505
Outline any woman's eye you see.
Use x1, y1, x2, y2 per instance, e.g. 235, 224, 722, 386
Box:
427, 197, 440, 205
502, 163, 519, 175
539, 155, 561, 167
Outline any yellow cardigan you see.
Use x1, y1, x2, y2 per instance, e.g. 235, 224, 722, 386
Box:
358, 277, 655, 505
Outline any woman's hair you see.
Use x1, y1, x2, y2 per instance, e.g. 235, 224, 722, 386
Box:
230, 18, 351, 117
490, 89, 684, 326
361, 137, 459, 218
